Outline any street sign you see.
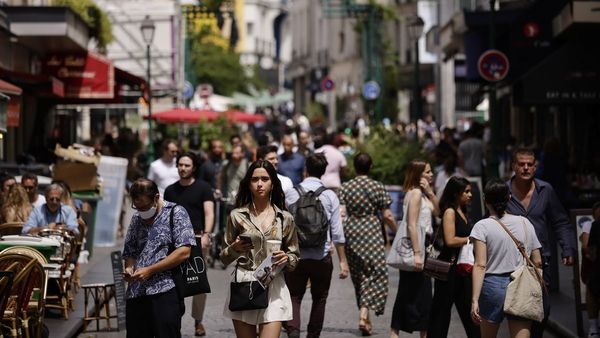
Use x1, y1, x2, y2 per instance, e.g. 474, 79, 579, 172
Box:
183, 81, 194, 99
320, 76, 335, 92
523, 22, 540, 38
478, 50, 510, 82
362, 81, 381, 100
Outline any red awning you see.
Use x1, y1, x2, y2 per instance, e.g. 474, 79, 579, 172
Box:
149, 108, 267, 124
0, 79, 22, 96
149, 108, 219, 123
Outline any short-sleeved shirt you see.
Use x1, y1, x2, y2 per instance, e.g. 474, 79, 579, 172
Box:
278, 152, 305, 186
22, 204, 79, 235
122, 202, 196, 299
470, 214, 541, 275
458, 137, 485, 176
164, 179, 214, 232
147, 158, 179, 196
315, 145, 347, 189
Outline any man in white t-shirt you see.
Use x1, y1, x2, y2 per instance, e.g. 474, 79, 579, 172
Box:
21, 172, 46, 209
256, 145, 293, 194
314, 133, 347, 192
147, 139, 180, 196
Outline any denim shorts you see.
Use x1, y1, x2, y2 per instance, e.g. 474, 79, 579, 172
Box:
479, 273, 524, 324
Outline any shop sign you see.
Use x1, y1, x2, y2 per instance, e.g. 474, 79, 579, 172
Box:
43, 52, 114, 99
6, 96, 20, 127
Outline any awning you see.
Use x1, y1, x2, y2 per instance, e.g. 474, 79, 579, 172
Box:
148, 108, 266, 124
0, 79, 22, 96
515, 41, 600, 104
0, 67, 64, 98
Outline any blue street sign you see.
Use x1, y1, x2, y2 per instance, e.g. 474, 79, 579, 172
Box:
362, 81, 380, 100
183, 81, 194, 99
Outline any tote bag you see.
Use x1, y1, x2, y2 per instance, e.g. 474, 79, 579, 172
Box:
386, 192, 426, 271
492, 217, 545, 322
456, 242, 474, 276
169, 206, 211, 299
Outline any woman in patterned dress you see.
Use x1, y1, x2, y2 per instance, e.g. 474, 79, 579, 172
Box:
340, 153, 397, 336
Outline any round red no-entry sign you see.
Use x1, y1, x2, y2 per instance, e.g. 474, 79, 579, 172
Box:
478, 49, 510, 82
320, 76, 335, 92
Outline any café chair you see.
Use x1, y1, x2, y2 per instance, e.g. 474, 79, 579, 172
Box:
0, 246, 49, 338
0, 223, 24, 237
37, 229, 76, 320
0, 254, 44, 338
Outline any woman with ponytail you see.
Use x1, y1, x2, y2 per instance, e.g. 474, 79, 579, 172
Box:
469, 179, 543, 338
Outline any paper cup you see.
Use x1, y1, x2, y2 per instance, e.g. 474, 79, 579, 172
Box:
266, 240, 282, 256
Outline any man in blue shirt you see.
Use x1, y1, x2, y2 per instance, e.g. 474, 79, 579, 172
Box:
22, 183, 79, 235
278, 135, 305, 185
123, 178, 196, 337
506, 147, 576, 338
283, 153, 349, 338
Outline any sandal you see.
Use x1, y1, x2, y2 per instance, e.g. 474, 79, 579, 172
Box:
358, 317, 372, 336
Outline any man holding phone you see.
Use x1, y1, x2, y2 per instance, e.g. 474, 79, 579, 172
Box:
164, 152, 214, 337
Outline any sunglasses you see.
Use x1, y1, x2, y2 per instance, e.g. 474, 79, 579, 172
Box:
48, 197, 61, 202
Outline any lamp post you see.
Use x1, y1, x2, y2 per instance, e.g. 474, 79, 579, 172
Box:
407, 15, 424, 122
141, 15, 156, 163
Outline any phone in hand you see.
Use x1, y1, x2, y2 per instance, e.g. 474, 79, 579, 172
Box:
239, 234, 252, 244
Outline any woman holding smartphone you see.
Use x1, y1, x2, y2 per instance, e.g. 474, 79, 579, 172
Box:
390, 160, 439, 338
220, 160, 300, 338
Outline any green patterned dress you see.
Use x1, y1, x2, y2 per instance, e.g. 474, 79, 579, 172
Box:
340, 175, 392, 315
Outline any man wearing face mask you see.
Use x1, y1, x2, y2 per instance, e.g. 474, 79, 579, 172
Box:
22, 183, 79, 235
123, 178, 196, 337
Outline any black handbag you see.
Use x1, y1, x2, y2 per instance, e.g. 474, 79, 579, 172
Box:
229, 264, 269, 311
169, 206, 211, 299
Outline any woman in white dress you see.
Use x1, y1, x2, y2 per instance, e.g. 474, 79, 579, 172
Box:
220, 160, 300, 338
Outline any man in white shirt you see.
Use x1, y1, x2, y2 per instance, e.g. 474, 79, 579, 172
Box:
147, 139, 180, 195
21, 172, 46, 208
256, 145, 293, 193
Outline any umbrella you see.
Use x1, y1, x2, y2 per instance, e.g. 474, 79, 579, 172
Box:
148, 108, 218, 123
149, 108, 267, 124
224, 110, 267, 123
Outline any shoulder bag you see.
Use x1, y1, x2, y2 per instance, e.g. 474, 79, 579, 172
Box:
423, 220, 454, 281
387, 191, 425, 271
492, 217, 546, 322
169, 205, 211, 299
228, 262, 269, 311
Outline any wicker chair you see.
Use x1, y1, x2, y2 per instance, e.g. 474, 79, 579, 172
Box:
0, 223, 24, 237
37, 229, 77, 320
0, 254, 43, 338
0, 247, 48, 338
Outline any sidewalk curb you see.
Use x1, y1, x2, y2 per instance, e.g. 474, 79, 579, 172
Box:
547, 318, 579, 338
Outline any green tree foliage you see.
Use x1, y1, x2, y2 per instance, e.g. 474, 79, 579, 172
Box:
346, 125, 429, 185
188, 13, 265, 95
52, 0, 113, 53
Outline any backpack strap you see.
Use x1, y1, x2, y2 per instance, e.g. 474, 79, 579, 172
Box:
313, 186, 329, 197
294, 185, 306, 196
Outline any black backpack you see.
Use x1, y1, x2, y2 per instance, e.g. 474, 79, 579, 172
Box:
289, 185, 329, 248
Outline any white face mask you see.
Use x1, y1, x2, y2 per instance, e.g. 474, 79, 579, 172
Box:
138, 206, 157, 220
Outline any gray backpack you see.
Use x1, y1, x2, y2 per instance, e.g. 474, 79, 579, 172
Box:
289, 186, 329, 248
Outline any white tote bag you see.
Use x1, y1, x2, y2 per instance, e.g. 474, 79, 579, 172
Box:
456, 242, 474, 276
386, 192, 425, 271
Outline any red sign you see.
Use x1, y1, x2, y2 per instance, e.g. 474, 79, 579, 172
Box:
523, 22, 540, 38
320, 76, 335, 92
43, 52, 114, 98
6, 96, 20, 127
478, 50, 510, 82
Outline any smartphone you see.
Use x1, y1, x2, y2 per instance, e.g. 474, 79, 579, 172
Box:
239, 234, 252, 244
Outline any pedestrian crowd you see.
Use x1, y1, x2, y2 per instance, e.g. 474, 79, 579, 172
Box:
3, 114, 591, 338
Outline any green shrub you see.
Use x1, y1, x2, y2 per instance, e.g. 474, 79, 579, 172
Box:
346, 125, 429, 185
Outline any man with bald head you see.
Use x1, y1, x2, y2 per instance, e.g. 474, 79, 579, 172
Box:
278, 135, 305, 185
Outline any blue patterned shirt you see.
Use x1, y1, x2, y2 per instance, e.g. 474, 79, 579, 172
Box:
122, 202, 196, 299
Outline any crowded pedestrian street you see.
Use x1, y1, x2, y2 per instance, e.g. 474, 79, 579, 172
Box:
1, 0, 600, 338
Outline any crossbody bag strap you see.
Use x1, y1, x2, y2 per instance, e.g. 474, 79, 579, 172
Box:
491, 216, 547, 294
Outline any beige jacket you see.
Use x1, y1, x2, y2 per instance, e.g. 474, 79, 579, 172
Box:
220, 204, 299, 272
